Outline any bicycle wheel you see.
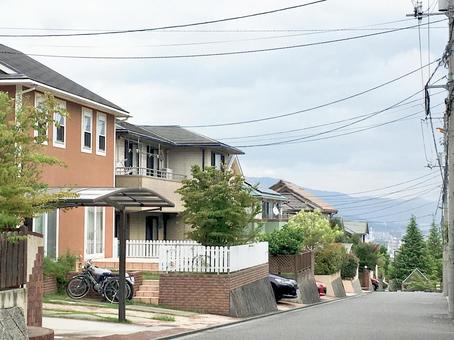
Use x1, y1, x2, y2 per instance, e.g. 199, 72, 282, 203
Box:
66, 276, 89, 299
103, 278, 131, 304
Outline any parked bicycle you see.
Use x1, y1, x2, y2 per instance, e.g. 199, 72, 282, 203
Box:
66, 260, 134, 303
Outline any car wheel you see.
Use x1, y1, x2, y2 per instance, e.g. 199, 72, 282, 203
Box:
271, 283, 282, 302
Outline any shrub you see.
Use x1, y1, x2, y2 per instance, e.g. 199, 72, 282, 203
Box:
43, 253, 77, 293
341, 253, 359, 280
261, 225, 304, 255
314, 243, 346, 275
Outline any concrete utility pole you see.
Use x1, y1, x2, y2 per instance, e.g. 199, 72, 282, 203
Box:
445, 0, 454, 320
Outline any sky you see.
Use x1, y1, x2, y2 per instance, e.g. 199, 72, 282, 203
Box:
0, 0, 447, 221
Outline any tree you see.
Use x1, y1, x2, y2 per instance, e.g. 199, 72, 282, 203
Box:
352, 242, 380, 269
426, 222, 443, 283
0, 91, 71, 230
391, 216, 430, 285
176, 165, 261, 246
314, 243, 346, 275
262, 225, 304, 255
286, 210, 342, 251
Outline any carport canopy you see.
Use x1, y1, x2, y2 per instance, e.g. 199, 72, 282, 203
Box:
48, 187, 175, 322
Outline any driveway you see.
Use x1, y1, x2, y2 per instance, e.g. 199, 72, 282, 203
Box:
176, 292, 454, 340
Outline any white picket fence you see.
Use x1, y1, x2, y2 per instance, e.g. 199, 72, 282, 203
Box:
112, 239, 198, 258
113, 239, 268, 273
159, 241, 268, 273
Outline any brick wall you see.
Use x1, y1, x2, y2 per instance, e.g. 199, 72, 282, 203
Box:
43, 277, 57, 295
27, 246, 44, 327
159, 264, 268, 315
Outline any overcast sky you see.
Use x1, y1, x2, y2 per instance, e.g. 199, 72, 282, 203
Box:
0, 0, 447, 213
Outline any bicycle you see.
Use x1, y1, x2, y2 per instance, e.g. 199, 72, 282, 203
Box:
66, 260, 134, 303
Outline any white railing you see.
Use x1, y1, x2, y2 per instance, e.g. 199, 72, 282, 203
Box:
115, 167, 186, 181
112, 239, 198, 258
159, 241, 268, 273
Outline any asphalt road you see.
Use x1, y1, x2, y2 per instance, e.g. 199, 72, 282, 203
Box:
177, 292, 454, 340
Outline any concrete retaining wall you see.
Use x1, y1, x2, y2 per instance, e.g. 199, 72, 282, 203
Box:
342, 278, 362, 294
297, 271, 321, 304
0, 307, 27, 340
315, 272, 346, 298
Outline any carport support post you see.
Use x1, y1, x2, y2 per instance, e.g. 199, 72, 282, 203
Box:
118, 207, 127, 322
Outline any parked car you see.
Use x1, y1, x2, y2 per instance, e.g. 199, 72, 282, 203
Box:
316, 281, 327, 296
269, 274, 298, 302
371, 278, 379, 291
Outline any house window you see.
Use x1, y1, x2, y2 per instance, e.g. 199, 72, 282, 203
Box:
81, 108, 92, 152
33, 93, 48, 144
211, 152, 225, 170
33, 210, 58, 259
53, 100, 66, 148
85, 207, 104, 258
96, 113, 107, 155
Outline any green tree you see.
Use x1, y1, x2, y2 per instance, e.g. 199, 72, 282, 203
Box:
286, 210, 342, 251
261, 225, 304, 255
314, 243, 346, 275
352, 242, 380, 269
0, 91, 71, 230
426, 221, 443, 283
392, 216, 430, 285
176, 165, 261, 246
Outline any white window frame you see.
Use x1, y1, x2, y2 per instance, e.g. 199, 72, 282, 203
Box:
84, 207, 105, 259
33, 93, 48, 145
81, 107, 93, 153
96, 112, 107, 156
53, 100, 66, 149
32, 210, 59, 258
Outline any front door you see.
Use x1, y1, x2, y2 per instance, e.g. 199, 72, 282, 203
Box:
145, 216, 159, 240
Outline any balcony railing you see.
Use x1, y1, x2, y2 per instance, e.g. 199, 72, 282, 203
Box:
115, 167, 187, 181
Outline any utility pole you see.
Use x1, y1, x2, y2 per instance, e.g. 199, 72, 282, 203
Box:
409, 0, 453, 317
444, 0, 454, 320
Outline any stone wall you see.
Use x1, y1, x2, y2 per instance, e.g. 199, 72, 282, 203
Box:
159, 264, 274, 316
0, 307, 27, 340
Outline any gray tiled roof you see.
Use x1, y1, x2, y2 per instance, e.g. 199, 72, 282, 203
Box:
0, 44, 127, 114
344, 220, 369, 235
140, 125, 243, 154
117, 122, 243, 154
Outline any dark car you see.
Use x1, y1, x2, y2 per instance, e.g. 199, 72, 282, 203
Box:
269, 274, 298, 302
316, 281, 327, 296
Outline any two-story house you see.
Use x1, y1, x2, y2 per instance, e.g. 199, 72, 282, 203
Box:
114, 121, 244, 241
270, 180, 338, 219
0, 44, 129, 260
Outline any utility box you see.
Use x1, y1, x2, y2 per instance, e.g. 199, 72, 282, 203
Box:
439, 0, 448, 11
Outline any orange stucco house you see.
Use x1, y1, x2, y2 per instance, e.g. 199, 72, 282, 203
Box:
0, 44, 129, 260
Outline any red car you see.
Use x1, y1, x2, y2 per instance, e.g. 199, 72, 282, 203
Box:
316, 281, 327, 296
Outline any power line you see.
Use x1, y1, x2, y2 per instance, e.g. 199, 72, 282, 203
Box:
304, 172, 436, 198
0, 17, 417, 33
234, 99, 442, 148
1, 19, 446, 61
0, 1, 327, 38
183, 59, 440, 128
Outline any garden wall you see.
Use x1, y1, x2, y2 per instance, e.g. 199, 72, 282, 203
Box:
159, 264, 277, 316
315, 271, 346, 298
342, 278, 362, 294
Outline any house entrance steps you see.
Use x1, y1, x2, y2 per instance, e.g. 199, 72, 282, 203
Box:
133, 279, 160, 304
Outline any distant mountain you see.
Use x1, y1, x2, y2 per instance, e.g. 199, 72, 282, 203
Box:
247, 176, 437, 236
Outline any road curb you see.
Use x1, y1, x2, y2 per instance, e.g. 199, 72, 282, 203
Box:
157, 292, 369, 339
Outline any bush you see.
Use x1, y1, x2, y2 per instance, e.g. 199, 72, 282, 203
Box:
261, 225, 304, 255
341, 253, 359, 280
314, 243, 346, 275
43, 254, 77, 293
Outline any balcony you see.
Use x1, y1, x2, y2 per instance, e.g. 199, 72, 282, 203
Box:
115, 167, 187, 181
115, 167, 185, 213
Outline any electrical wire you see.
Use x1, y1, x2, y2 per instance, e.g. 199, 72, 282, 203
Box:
183, 59, 440, 128
1, 19, 446, 61
0, 1, 327, 38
